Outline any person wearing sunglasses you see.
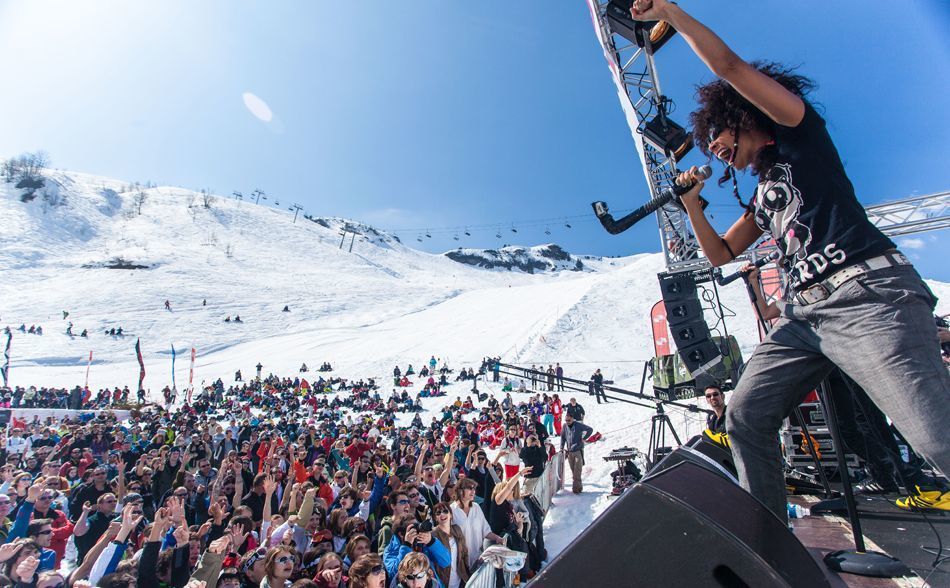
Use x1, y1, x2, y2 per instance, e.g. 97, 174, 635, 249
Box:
261, 545, 296, 588
346, 553, 385, 588
239, 546, 269, 587
703, 385, 728, 435
374, 490, 411, 555
629, 0, 950, 524
449, 478, 503, 571
431, 504, 469, 588
22, 518, 57, 571
395, 552, 438, 588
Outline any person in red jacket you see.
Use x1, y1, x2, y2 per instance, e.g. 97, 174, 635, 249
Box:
307, 458, 336, 506
551, 395, 563, 435
344, 438, 371, 465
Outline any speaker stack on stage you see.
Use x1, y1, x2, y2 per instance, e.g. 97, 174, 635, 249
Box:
655, 270, 743, 397
531, 443, 835, 587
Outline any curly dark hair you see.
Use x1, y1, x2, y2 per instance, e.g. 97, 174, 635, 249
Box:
689, 61, 817, 206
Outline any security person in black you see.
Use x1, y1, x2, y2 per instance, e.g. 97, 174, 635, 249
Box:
704, 384, 727, 434
591, 369, 607, 404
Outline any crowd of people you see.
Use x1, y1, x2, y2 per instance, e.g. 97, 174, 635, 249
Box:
0, 356, 593, 588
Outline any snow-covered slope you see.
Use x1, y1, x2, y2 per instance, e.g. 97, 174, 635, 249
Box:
2, 169, 948, 561
443, 244, 608, 274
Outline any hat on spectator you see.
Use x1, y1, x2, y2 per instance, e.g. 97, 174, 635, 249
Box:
121, 492, 143, 506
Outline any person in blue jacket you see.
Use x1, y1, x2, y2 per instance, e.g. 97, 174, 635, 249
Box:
5, 484, 56, 571
383, 514, 450, 585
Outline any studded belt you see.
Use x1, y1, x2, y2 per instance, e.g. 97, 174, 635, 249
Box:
794, 251, 911, 305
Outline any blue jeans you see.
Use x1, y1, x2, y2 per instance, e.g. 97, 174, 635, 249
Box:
728, 265, 950, 523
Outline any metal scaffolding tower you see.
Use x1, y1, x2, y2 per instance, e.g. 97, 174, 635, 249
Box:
587, 1, 949, 276
587, 0, 704, 273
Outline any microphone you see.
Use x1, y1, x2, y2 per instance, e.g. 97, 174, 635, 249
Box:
592, 165, 712, 236
716, 251, 780, 286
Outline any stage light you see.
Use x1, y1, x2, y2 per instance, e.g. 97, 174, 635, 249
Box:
643, 115, 693, 161
604, 1, 677, 52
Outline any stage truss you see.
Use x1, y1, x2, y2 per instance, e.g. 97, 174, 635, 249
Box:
586, 1, 949, 278
586, 0, 706, 273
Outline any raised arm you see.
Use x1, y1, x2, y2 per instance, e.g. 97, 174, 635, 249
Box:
73, 521, 122, 584
230, 462, 244, 511
115, 459, 127, 500
631, 0, 804, 127
262, 475, 277, 528
298, 487, 316, 528
493, 468, 530, 505
413, 444, 428, 479
438, 440, 458, 487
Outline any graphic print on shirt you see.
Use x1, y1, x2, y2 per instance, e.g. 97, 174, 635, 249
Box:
753, 162, 850, 287
753, 163, 812, 263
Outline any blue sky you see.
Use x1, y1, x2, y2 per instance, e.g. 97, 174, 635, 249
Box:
1, 1, 948, 279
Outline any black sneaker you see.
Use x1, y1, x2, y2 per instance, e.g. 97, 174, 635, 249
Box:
855, 478, 899, 494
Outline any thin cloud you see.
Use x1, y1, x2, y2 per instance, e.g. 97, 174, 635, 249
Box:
242, 92, 273, 123
897, 237, 926, 250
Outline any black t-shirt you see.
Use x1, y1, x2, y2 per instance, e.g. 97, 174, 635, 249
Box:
519, 446, 547, 478
752, 104, 894, 291
706, 407, 727, 434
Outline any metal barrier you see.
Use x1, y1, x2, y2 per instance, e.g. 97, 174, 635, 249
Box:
524, 450, 564, 514
465, 545, 527, 588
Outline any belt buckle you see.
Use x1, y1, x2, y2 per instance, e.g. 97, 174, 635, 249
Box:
799, 283, 831, 305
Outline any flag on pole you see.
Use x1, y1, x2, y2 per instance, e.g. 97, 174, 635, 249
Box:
84, 350, 93, 390
188, 347, 196, 403
171, 344, 177, 391
651, 300, 671, 356
1, 330, 11, 388
135, 338, 146, 394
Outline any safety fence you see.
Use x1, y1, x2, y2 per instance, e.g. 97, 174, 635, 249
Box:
466, 450, 564, 587
529, 450, 564, 514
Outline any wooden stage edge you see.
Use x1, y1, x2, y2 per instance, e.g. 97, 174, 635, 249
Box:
789, 496, 929, 588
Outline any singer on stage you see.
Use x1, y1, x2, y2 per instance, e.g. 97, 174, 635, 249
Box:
629, 0, 950, 523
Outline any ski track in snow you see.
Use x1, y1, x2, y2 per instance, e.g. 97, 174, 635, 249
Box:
2, 170, 948, 562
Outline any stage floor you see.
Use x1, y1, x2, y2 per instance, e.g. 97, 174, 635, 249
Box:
791, 495, 948, 587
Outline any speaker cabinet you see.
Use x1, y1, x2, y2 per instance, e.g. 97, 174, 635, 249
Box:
531, 461, 832, 587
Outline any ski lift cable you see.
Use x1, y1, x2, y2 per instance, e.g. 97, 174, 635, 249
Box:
383, 213, 613, 236
378, 195, 748, 236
